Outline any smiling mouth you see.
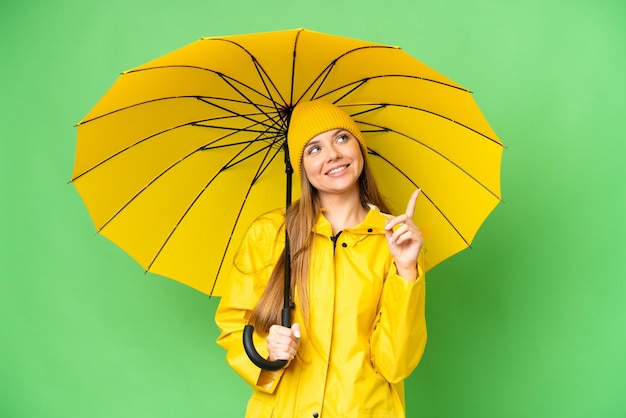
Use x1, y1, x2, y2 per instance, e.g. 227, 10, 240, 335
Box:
326, 165, 348, 175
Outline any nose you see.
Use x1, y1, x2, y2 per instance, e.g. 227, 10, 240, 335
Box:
326, 143, 342, 161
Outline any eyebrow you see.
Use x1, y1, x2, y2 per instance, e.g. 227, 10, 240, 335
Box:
304, 129, 346, 147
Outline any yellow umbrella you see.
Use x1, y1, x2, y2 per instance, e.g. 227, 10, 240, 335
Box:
72, 28, 503, 298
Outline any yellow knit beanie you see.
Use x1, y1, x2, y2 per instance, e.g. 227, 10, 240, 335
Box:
287, 100, 367, 177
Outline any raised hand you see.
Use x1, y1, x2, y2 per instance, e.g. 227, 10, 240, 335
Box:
384, 189, 424, 282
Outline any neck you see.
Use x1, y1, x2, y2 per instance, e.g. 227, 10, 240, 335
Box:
319, 190, 368, 235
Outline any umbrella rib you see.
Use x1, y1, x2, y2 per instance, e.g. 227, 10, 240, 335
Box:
292, 52, 358, 105
295, 45, 469, 104
289, 30, 302, 106
195, 93, 291, 155
220, 136, 282, 171
250, 57, 288, 111
293, 45, 388, 104
344, 102, 502, 146
210, 73, 282, 120
301, 62, 337, 104
125, 64, 276, 101
78, 95, 276, 125
325, 79, 368, 105
367, 147, 471, 248
248, 133, 286, 183
316, 74, 471, 106
359, 119, 501, 201
245, 58, 291, 133
83, 115, 278, 239
143, 126, 284, 284
73, 108, 281, 181
144, 139, 264, 272
209, 137, 285, 295
196, 97, 282, 133
98, 135, 280, 238
218, 42, 291, 130
204, 37, 289, 107
73, 121, 192, 182
121, 64, 286, 117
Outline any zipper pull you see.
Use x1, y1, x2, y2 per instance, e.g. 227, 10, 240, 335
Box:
330, 231, 342, 250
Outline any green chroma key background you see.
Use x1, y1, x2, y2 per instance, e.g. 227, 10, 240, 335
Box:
1, 0, 624, 416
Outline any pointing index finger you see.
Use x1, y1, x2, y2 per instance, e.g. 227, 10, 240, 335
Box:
405, 189, 421, 219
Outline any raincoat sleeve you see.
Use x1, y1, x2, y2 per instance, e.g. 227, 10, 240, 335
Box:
215, 213, 287, 393
369, 255, 427, 383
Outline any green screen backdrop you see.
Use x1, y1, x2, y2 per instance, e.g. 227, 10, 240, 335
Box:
2, 0, 625, 417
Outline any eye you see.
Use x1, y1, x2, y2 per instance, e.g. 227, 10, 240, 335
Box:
306, 144, 321, 155
336, 133, 349, 143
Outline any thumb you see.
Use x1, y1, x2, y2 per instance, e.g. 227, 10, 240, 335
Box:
291, 323, 301, 339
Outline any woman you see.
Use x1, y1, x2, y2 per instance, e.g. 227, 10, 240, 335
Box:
215, 100, 427, 418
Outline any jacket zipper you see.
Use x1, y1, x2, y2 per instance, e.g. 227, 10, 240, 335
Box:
330, 231, 342, 252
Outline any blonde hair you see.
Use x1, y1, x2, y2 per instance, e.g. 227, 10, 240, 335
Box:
249, 145, 390, 333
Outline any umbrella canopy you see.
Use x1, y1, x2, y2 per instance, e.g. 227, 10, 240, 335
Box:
71, 28, 503, 297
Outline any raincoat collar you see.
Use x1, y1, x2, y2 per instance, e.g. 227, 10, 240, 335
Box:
313, 204, 390, 239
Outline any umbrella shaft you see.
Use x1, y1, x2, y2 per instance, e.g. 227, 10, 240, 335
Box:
283, 141, 293, 320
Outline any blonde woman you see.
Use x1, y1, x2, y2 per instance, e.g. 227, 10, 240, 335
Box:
216, 100, 427, 418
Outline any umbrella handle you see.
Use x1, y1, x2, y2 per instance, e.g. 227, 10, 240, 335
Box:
243, 325, 288, 371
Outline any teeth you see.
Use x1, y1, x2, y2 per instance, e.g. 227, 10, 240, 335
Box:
327, 165, 347, 175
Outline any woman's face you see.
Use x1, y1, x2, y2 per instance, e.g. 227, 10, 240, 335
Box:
301, 128, 364, 198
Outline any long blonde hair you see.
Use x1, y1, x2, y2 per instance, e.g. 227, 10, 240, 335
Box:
248, 148, 390, 333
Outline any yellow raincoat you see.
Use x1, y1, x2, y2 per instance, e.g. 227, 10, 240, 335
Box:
215, 206, 427, 418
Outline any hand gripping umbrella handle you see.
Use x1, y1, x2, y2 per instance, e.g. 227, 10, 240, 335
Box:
243, 306, 291, 371
243, 325, 287, 371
